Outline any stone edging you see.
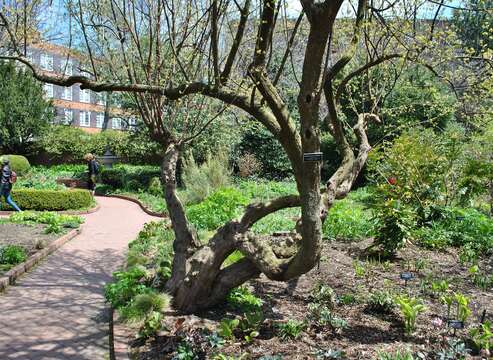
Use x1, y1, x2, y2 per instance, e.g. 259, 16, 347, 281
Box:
0, 203, 101, 216
0, 228, 81, 292
110, 307, 131, 360
102, 194, 167, 218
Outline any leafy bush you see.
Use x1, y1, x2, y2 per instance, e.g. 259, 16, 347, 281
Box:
182, 152, 231, 204
366, 290, 395, 314
251, 208, 298, 235
367, 126, 468, 255
9, 211, 83, 234
323, 196, 376, 241
276, 319, 306, 340
0, 62, 53, 154
237, 179, 297, 201
139, 311, 164, 339
187, 188, 249, 231
227, 287, 263, 312
0, 245, 27, 265
236, 121, 291, 179
413, 207, 493, 260
105, 266, 148, 309
100, 165, 161, 191
120, 292, 170, 322
395, 296, 426, 335
39, 125, 162, 164
148, 177, 163, 197
469, 321, 492, 352
1, 189, 93, 211
15, 165, 82, 190
1, 155, 31, 175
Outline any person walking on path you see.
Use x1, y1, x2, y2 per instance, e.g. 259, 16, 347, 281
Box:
84, 153, 99, 196
1, 158, 21, 212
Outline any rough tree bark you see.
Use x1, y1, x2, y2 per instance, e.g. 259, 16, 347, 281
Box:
0, 0, 391, 313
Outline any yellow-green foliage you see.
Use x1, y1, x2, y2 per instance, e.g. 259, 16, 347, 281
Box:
181, 152, 231, 204
1, 155, 30, 175
1, 189, 93, 211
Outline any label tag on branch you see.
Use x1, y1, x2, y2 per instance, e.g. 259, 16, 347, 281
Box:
303, 152, 323, 162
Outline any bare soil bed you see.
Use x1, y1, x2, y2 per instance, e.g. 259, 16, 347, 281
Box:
128, 240, 493, 359
0, 223, 60, 275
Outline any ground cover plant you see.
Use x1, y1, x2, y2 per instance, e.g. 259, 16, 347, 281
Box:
0, 212, 83, 275
1, 0, 492, 358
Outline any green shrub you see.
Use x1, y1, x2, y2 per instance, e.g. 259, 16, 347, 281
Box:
1, 189, 93, 211
187, 188, 249, 230
367, 126, 469, 255
147, 177, 163, 197
236, 121, 292, 179
251, 208, 298, 234
276, 319, 306, 340
1, 155, 30, 175
105, 266, 148, 309
0, 245, 27, 265
366, 290, 395, 314
9, 211, 83, 233
40, 125, 162, 164
413, 207, 493, 260
323, 197, 376, 241
237, 179, 297, 201
182, 152, 231, 204
227, 287, 263, 312
120, 291, 170, 322
100, 165, 161, 191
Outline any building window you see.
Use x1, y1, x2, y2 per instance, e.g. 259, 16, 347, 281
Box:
96, 113, 104, 128
80, 89, 91, 103
97, 94, 106, 106
40, 53, 53, 71
62, 86, 72, 101
64, 60, 73, 76
63, 109, 73, 125
43, 83, 54, 98
112, 117, 122, 129
80, 111, 91, 127
128, 117, 137, 130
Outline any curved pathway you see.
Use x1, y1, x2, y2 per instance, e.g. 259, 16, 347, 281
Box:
0, 197, 160, 359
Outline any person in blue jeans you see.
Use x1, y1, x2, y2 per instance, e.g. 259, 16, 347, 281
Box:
1, 158, 21, 212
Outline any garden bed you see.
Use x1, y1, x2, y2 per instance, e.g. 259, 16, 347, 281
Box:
0, 223, 60, 276
126, 239, 492, 359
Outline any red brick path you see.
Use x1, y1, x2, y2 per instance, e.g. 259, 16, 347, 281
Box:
0, 197, 159, 359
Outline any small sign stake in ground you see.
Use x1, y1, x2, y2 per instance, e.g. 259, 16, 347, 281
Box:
448, 320, 464, 336
400, 272, 414, 287
303, 152, 323, 162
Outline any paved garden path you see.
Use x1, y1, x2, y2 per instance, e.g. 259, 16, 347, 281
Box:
0, 197, 159, 360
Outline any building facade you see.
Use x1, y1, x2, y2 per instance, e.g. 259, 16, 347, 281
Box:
27, 43, 135, 133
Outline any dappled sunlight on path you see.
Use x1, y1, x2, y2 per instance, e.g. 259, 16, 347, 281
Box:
0, 197, 159, 359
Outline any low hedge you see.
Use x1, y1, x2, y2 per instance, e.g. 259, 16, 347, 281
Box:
0, 155, 31, 175
101, 167, 161, 190
1, 189, 93, 211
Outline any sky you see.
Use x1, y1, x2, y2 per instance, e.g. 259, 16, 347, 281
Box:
42, 0, 463, 45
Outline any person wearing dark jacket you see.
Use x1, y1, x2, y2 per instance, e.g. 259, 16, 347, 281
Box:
1, 158, 21, 211
84, 153, 98, 196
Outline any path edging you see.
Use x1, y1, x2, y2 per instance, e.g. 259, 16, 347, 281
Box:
102, 194, 167, 218
0, 228, 81, 292
110, 307, 131, 360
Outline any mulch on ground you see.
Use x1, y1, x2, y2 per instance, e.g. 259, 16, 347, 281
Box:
0, 223, 60, 275
128, 239, 493, 359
